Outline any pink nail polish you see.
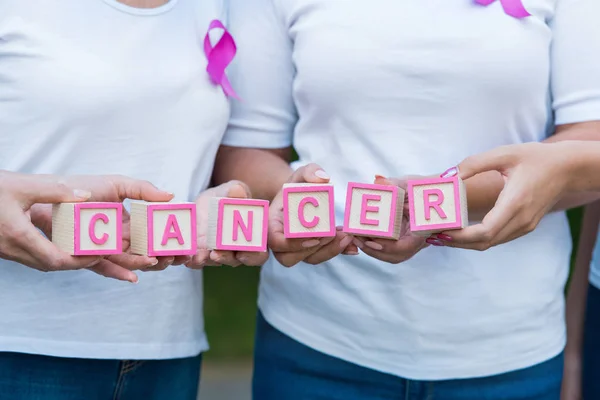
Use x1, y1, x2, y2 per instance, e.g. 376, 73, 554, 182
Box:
365, 241, 384, 251
434, 234, 453, 241
315, 170, 330, 180
426, 238, 444, 247
440, 167, 459, 178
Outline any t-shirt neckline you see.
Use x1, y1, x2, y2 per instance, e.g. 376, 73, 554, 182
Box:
101, 0, 179, 16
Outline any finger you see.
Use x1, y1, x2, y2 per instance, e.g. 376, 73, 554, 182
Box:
106, 253, 159, 270
210, 250, 241, 267
291, 163, 330, 184
358, 235, 425, 263
187, 249, 211, 268
172, 256, 192, 266
235, 251, 269, 267
451, 146, 516, 180
88, 259, 138, 283
304, 233, 353, 265
200, 180, 252, 201
143, 256, 174, 272
106, 175, 174, 202
267, 216, 328, 253
342, 243, 359, 255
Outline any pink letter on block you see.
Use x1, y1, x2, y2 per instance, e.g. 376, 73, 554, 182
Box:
147, 203, 197, 256
343, 183, 404, 239
215, 198, 269, 251
407, 176, 468, 235
283, 184, 335, 238
74, 203, 123, 255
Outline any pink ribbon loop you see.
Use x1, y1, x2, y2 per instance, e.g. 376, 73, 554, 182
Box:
474, 0, 531, 19
204, 19, 240, 100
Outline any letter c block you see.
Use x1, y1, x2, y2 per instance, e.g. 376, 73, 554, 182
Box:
407, 176, 468, 236
130, 201, 197, 256
343, 183, 405, 239
207, 198, 269, 252
282, 183, 335, 238
52, 202, 123, 255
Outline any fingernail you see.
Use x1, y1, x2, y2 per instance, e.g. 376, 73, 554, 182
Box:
85, 258, 102, 268
432, 234, 453, 242
440, 167, 459, 178
74, 189, 92, 199
238, 256, 249, 265
165, 258, 174, 266
365, 241, 383, 251
130, 275, 139, 284
345, 251, 360, 256
426, 238, 444, 247
315, 170, 330, 180
149, 258, 159, 266
302, 239, 321, 248
336, 225, 344, 231
352, 238, 364, 249
339, 235, 353, 249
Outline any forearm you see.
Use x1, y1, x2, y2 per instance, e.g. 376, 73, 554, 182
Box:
213, 145, 293, 201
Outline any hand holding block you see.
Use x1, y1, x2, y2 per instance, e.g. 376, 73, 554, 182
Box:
207, 198, 269, 252
343, 183, 405, 239
283, 183, 335, 238
407, 176, 468, 236
52, 202, 123, 255
130, 202, 197, 256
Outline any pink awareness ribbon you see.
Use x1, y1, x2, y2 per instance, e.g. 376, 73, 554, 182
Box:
474, 0, 530, 18
204, 19, 240, 100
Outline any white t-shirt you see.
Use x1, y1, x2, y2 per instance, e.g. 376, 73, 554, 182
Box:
0, 0, 230, 360
224, 0, 600, 380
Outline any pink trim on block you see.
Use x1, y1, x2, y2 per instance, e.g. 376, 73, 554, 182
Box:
216, 198, 269, 252
407, 176, 462, 232
147, 203, 197, 257
74, 202, 123, 255
283, 185, 336, 238
343, 183, 398, 237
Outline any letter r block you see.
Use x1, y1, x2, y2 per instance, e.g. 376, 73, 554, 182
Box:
52, 202, 123, 255
207, 198, 269, 252
130, 202, 197, 256
407, 176, 468, 236
283, 183, 335, 238
343, 183, 405, 239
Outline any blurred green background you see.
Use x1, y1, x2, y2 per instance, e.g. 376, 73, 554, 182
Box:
202, 207, 586, 362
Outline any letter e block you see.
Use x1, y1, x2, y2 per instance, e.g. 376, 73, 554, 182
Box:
207, 198, 269, 252
130, 202, 197, 256
343, 183, 405, 239
283, 183, 335, 238
407, 176, 468, 236
52, 202, 123, 255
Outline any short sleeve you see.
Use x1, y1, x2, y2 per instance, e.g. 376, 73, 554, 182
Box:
221, 0, 296, 148
551, 0, 600, 125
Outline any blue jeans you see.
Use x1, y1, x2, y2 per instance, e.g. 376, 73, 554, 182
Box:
253, 311, 563, 400
0, 352, 202, 400
584, 283, 600, 399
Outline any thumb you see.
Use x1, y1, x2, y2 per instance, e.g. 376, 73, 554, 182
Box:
18, 177, 92, 207
215, 180, 252, 199
291, 163, 330, 184
446, 146, 516, 181
108, 176, 174, 202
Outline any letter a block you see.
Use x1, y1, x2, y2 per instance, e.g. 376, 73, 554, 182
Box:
207, 198, 269, 252
52, 202, 123, 255
130, 202, 197, 256
343, 183, 405, 239
282, 183, 335, 238
407, 176, 468, 236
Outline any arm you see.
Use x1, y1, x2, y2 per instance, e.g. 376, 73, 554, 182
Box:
562, 201, 600, 400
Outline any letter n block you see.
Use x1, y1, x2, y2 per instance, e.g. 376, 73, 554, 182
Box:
52, 202, 123, 255
130, 202, 197, 256
407, 176, 468, 236
343, 183, 405, 239
207, 198, 269, 252
283, 183, 335, 238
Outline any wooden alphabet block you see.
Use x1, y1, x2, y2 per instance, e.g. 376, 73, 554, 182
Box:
282, 183, 335, 238
207, 198, 269, 252
407, 176, 468, 236
343, 183, 405, 239
52, 202, 123, 255
130, 202, 197, 256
